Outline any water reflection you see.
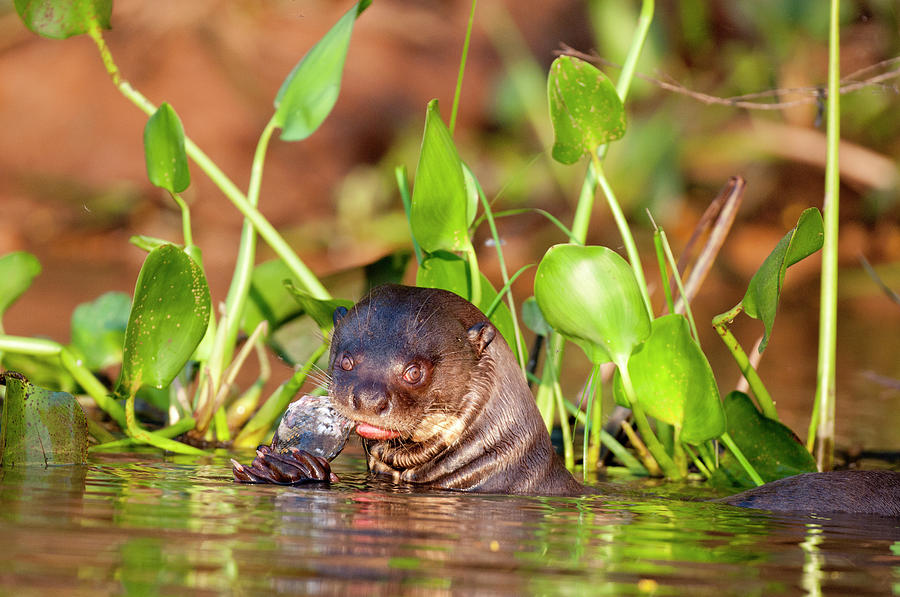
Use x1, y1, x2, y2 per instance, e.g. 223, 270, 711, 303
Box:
0, 454, 898, 596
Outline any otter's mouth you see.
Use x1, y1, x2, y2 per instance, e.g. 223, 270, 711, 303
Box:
355, 422, 401, 440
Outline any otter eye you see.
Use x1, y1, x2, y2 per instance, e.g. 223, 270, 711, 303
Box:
339, 354, 354, 371
402, 363, 423, 385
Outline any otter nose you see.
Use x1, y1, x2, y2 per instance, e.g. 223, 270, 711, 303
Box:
349, 382, 390, 417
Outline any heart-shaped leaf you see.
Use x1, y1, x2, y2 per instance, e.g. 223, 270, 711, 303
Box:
117, 245, 211, 396
1, 373, 88, 466
144, 103, 190, 194
709, 391, 817, 488
14, 0, 111, 40
273, 0, 371, 141
548, 55, 626, 165
743, 207, 823, 352
69, 291, 131, 371
613, 314, 725, 443
409, 100, 471, 253
535, 244, 649, 365
0, 251, 41, 318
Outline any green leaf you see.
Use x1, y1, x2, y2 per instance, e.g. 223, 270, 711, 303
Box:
612, 314, 725, 443
547, 55, 626, 165
144, 103, 190, 194
410, 100, 471, 253
534, 244, 649, 365
1, 373, 88, 466
283, 282, 354, 336
742, 207, 824, 352
416, 251, 519, 362
14, 0, 111, 40
273, 0, 370, 141
117, 245, 211, 396
0, 251, 41, 318
709, 391, 817, 488
242, 259, 305, 336
69, 291, 131, 371
521, 296, 551, 337
130, 235, 176, 253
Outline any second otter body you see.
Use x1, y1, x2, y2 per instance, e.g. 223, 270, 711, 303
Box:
328, 284, 582, 495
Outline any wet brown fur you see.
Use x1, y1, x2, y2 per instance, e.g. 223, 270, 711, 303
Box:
327, 285, 900, 515
328, 284, 582, 495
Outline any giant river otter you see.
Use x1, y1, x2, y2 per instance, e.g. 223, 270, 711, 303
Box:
233, 284, 900, 517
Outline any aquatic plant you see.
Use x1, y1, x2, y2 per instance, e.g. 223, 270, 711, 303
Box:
0, 0, 853, 487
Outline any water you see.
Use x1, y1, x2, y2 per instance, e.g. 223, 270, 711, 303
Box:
2, 450, 898, 596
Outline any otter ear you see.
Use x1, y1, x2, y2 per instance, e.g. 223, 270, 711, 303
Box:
466, 322, 496, 356
333, 306, 349, 326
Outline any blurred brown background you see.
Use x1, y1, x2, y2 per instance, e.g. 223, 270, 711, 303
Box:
1, 0, 898, 449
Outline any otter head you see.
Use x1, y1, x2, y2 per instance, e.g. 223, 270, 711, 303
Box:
328, 285, 497, 445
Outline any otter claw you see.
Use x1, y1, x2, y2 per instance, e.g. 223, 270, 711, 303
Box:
232, 445, 333, 485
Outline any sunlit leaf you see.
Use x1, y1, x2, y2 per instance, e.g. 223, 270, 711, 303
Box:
709, 391, 817, 488
417, 251, 519, 361
14, 0, 111, 40
410, 100, 471, 253
117, 245, 211, 396
534, 244, 649, 365
0, 251, 41, 317
547, 55, 626, 165
743, 208, 824, 352
613, 314, 725, 443
1, 373, 88, 466
70, 291, 131, 371
144, 103, 190, 194
273, 0, 371, 141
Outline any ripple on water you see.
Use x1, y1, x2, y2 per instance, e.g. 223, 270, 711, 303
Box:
1, 454, 898, 596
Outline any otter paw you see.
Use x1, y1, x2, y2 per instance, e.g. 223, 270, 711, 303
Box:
232, 445, 337, 485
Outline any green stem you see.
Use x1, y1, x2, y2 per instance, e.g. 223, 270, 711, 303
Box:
89, 417, 197, 451
570, 163, 597, 244
682, 443, 711, 479
483, 264, 533, 319
653, 229, 675, 315
535, 333, 564, 429
395, 166, 424, 265
712, 307, 779, 421
449, 0, 477, 135
125, 392, 206, 456
720, 431, 764, 486
474, 179, 527, 370
171, 193, 193, 247
562, 399, 646, 474
619, 364, 681, 478
552, 379, 575, 470
813, 0, 841, 472
582, 364, 603, 479
59, 347, 127, 429
657, 225, 700, 342
464, 245, 482, 308
615, 0, 655, 104
592, 156, 653, 319
87, 24, 329, 300
204, 117, 277, 405
0, 334, 61, 356
233, 342, 329, 447
475, 208, 579, 244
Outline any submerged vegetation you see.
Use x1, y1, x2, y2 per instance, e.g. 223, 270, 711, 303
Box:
0, 0, 895, 490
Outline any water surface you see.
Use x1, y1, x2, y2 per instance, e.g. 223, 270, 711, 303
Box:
2, 450, 898, 596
